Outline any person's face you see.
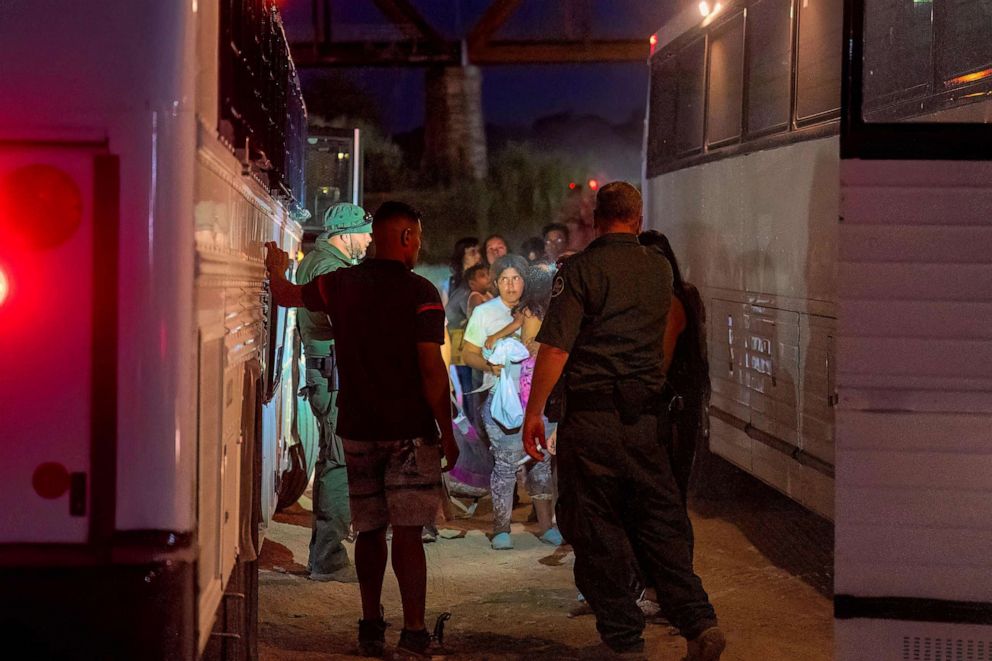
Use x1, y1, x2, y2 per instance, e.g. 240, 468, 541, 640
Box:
462, 245, 481, 270
544, 230, 568, 259
496, 267, 523, 305
345, 232, 373, 260
485, 238, 507, 264
469, 271, 491, 293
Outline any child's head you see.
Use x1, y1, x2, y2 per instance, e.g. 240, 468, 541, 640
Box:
464, 263, 491, 293
517, 263, 554, 319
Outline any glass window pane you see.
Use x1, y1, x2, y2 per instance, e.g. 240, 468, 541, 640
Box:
935, 0, 992, 82
707, 14, 745, 145
746, 0, 793, 134
862, 0, 992, 122
797, 0, 844, 121
648, 55, 678, 168
863, 0, 933, 119
676, 38, 706, 154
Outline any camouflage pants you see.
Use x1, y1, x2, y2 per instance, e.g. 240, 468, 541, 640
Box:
482, 392, 553, 535
304, 367, 351, 575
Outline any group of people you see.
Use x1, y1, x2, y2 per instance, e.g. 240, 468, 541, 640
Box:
442, 225, 575, 551
263, 181, 725, 660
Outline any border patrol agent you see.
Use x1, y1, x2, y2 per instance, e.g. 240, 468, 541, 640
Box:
521, 182, 726, 660
297, 202, 373, 580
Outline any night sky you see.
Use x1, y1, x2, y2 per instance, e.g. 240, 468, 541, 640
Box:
281, 0, 681, 134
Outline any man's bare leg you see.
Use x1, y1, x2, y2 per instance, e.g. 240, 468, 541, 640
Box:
355, 527, 388, 621
390, 525, 427, 631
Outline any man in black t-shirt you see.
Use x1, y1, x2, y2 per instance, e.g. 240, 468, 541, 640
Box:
265, 201, 458, 660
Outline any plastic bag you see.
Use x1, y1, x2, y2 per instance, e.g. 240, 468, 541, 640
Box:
491, 360, 524, 429
447, 396, 493, 493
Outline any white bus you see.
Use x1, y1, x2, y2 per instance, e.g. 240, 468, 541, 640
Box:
644, 0, 843, 520
646, 0, 992, 657
0, 1, 314, 658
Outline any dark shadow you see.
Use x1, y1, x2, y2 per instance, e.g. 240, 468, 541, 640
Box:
273, 501, 313, 529
689, 449, 834, 598
258, 539, 308, 575
538, 545, 573, 567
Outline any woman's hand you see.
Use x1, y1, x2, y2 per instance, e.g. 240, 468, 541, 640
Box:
489, 363, 503, 378
485, 335, 497, 350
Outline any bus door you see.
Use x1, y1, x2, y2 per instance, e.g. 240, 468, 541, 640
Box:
835, 1, 992, 658
0, 142, 117, 552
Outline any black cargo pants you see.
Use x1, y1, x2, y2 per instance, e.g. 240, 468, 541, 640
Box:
556, 406, 717, 651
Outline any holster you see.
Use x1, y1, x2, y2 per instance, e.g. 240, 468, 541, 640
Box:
305, 350, 339, 391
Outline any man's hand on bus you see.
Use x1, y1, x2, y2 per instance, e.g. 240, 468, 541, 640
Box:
263, 241, 305, 308
264, 241, 290, 275
440, 428, 459, 473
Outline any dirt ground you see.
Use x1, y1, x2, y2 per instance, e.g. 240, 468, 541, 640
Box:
258, 453, 833, 660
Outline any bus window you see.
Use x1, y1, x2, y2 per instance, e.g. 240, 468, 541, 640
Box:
936, 1, 992, 85
746, 0, 793, 135
796, 0, 844, 122
863, 0, 992, 123
863, 0, 933, 118
648, 54, 678, 169
706, 13, 745, 146
676, 37, 706, 154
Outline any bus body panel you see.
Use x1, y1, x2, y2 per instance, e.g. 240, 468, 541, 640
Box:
0, 0, 306, 655
835, 158, 992, 658
0, 145, 100, 544
0, 0, 200, 536
645, 136, 839, 519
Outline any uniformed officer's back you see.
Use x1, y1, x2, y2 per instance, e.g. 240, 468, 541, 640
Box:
525, 181, 725, 660
541, 231, 674, 396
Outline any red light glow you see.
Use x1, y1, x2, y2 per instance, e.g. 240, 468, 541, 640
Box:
0, 266, 8, 306
588, 179, 599, 190
0, 164, 82, 250
568, 182, 577, 190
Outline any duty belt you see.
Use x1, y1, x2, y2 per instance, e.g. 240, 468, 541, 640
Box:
565, 389, 664, 414
305, 355, 331, 370
305, 351, 339, 390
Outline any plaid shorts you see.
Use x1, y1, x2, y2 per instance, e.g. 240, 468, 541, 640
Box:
343, 437, 443, 532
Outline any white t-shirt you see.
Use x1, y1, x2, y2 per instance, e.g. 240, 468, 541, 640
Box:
464, 297, 521, 390
464, 296, 519, 347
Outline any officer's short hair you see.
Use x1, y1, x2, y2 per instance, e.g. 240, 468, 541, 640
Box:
373, 201, 421, 226
594, 182, 642, 224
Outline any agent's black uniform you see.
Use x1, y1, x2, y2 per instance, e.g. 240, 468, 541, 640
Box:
537, 232, 717, 653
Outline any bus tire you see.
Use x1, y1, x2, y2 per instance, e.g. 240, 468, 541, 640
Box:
276, 442, 308, 511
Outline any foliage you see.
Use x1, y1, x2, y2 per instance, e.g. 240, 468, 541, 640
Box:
367, 143, 589, 264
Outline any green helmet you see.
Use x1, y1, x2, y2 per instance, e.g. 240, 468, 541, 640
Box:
322, 202, 372, 236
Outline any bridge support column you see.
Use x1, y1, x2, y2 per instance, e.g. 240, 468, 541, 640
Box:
424, 65, 488, 182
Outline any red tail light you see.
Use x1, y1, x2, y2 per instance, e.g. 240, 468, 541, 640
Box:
0, 164, 82, 250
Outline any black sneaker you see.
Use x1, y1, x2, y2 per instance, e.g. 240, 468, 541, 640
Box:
391, 614, 452, 659
357, 610, 389, 658
391, 629, 432, 659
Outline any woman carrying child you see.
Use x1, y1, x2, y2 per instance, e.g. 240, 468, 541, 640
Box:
463, 256, 561, 550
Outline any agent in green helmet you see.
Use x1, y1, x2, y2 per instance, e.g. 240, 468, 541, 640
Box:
296, 202, 372, 581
